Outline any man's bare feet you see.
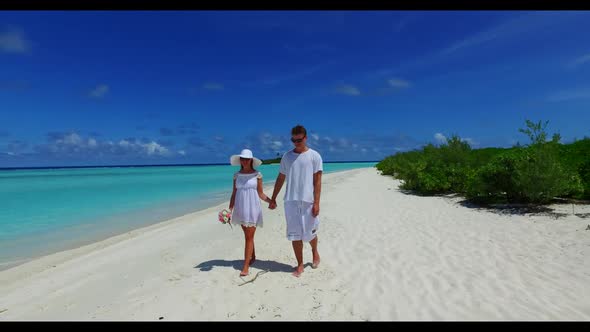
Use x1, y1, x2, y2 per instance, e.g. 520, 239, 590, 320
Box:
312, 253, 320, 269
292, 265, 304, 277
312, 259, 320, 269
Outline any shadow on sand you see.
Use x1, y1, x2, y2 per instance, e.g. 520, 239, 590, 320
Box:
396, 187, 588, 219
195, 259, 308, 273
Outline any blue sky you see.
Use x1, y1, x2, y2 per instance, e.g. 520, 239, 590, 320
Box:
1, 11, 590, 167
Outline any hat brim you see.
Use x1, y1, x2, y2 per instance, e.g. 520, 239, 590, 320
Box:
230, 155, 262, 167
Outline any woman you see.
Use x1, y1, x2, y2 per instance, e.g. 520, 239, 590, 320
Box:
228, 148, 272, 276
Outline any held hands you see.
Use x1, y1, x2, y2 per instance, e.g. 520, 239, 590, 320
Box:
268, 199, 277, 210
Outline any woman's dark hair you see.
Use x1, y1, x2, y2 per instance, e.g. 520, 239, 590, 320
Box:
240, 159, 255, 171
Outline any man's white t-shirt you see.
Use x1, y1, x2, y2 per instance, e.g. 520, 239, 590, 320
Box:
279, 148, 323, 203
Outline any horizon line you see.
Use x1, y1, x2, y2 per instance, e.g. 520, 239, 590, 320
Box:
0, 160, 379, 171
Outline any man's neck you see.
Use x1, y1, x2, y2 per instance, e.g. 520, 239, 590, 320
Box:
293, 146, 309, 154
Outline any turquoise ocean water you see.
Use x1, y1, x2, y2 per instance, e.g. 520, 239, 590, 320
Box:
0, 162, 375, 269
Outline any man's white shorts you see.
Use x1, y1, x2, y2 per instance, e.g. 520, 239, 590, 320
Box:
284, 200, 319, 242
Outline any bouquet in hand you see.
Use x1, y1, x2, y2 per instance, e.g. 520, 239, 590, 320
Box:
218, 209, 233, 230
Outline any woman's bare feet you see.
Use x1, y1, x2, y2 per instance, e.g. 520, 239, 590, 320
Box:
240, 268, 249, 277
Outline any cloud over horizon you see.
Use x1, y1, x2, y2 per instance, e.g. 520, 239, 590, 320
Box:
0, 27, 31, 53
335, 84, 361, 96
88, 84, 109, 98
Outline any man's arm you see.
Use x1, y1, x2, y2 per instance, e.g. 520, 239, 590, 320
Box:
312, 171, 322, 217
271, 173, 286, 200
269, 173, 286, 209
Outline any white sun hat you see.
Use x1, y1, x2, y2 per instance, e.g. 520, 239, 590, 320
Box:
230, 148, 262, 167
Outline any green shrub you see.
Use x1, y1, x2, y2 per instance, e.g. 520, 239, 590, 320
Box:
379, 119, 588, 205
512, 143, 582, 203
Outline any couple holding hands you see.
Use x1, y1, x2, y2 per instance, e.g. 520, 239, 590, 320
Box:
228, 125, 322, 277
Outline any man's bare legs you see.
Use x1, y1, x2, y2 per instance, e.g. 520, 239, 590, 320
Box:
292, 240, 304, 277
310, 236, 320, 269
291, 236, 320, 277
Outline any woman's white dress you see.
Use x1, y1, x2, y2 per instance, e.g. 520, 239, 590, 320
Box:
232, 171, 263, 227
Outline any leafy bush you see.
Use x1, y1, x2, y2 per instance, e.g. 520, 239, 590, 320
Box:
511, 143, 582, 203
379, 120, 589, 204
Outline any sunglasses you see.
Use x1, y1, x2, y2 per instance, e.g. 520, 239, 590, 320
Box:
291, 137, 305, 143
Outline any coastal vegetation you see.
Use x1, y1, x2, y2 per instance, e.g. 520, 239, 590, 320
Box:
377, 120, 590, 204
261, 157, 281, 165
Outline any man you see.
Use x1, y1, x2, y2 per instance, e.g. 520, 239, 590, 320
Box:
269, 124, 323, 277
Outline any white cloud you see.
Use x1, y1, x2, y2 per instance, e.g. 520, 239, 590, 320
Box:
433, 133, 479, 147
260, 133, 272, 143
238, 132, 290, 157
233, 130, 422, 161
113, 139, 170, 156
53, 133, 78, 145
143, 141, 169, 156
371, 12, 587, 80
388, 78, 411, 88
178, 150, 186, 156
203, 82, 224, 90
439, 12, 578, 56
0, 28, 30, 53
462, 137, 479, 147
118, 139, 131, 148
434, 133, 447, 144
569, 53, 590, 68
89, 84, 109, 98
39, 132, 172, 158
307, 134, 358, 154
337, 138, 349, 147
335, 84, 361, 96
547, 87, 590, 102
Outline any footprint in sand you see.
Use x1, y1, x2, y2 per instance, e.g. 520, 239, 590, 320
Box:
168, 271, 190, 283
168, 275, 182, 282
161, 251, 177, 264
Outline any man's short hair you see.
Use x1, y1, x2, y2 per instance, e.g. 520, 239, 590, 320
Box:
291, 124, 307, 137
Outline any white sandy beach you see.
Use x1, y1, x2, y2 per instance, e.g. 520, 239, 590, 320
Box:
0, 167, 588, 321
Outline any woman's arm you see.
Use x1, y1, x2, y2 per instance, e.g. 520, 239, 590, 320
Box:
229, 177, 237, 210
257, 177, 272, 204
